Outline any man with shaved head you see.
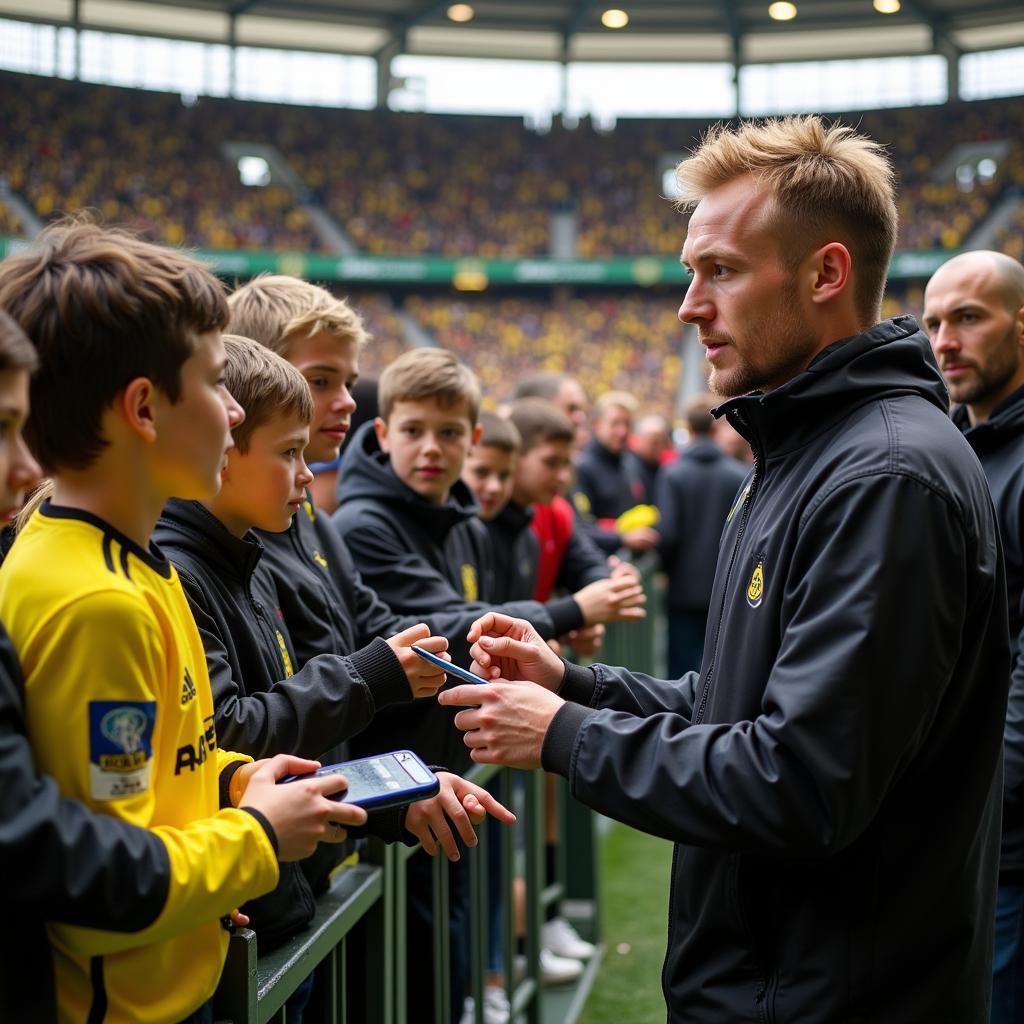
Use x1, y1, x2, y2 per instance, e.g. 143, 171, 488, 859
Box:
925, 249, 1024, 1023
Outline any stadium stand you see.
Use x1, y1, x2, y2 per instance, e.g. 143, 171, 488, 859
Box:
2, 68, 1021, 262
405, 291, 682, 416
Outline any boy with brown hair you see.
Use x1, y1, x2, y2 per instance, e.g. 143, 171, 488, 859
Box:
0, 222, 363, 1024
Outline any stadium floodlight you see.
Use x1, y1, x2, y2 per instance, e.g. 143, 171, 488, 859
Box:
447, 4, 475, 22
873, 0, 901, 12
238, 156, 271, 187
768, 2, 798, 20
601, 9, 630, 29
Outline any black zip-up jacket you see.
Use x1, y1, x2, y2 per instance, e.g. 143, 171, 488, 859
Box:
575, 437, 646, 520
256, 495, 420, 670
484, 500, 607, 605
655, 437, 749, 612
0, 624, 173, 1023
155, 499, 411, 949
542, 318, 1009, 1023
332, 423, 583, 770
954, 384, 1024, 881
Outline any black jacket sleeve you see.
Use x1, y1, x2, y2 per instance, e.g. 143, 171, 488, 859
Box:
0, 632, 170, 930
556, 525, 611, 593
178, 571, 410, 760
544, 473, 988, 855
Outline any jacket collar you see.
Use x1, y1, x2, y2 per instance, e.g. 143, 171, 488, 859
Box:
714, 317, 948, 460
584, 436, 622, 468
159, 498, 264, 583
952, 383, 1024, 451
491, 499, 534, 536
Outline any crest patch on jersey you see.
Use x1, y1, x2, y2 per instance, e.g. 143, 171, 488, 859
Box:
89, 700, 156, 800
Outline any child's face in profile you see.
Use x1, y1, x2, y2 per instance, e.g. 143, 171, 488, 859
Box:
376, 398, 480, 505
286, 332, 359, 465
513, 439, 573, 508
220, 411, 313, 536
0, 368, 40, 523
462, 444, 517, 521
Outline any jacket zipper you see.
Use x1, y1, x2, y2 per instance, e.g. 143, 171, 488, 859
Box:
693, 409, 763, 726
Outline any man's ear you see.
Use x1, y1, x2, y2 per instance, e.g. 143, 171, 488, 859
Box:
119, 377, 158, 443
808, 242, 852, 306
374, 416, 389, 453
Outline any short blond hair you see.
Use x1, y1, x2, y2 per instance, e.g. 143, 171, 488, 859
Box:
227, 275, 368, 358
675, 115, 897, 327
378, 348, 481, 425
222, 335, 314, 452
595, 390, 639, 417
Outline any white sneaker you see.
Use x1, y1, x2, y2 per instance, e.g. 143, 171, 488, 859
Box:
540, 946, 583, 984
458, 987, 511, 1024
542, 917, 596, 961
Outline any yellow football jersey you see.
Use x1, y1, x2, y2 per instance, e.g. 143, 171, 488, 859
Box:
0, 504, 280, 1023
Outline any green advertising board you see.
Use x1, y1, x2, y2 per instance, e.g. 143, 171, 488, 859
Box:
0, 236, 955, 286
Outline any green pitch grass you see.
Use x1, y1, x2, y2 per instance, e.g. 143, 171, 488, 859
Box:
579, 823, 674, 1024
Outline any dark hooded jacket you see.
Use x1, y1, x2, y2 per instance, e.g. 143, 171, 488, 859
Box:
154, 499, 411, 949
331, 423, 583, 771
655, 437, 749, 612
542, 318, 1009, 1023
954, 384, 1024, 881
256, 495, 420, 670
575, 436, 646, 520
483, 499, 607, 606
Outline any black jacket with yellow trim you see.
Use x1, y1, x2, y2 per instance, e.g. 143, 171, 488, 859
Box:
542, 319, 1009, 1023
256, 493, 419, 670
155, 498, 412, 949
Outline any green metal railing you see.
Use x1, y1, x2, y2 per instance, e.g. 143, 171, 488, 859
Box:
214, 554, 661, 1024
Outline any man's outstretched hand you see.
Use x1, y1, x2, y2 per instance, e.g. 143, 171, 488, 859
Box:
439, 678, 565, 770
464, 612, 565, 691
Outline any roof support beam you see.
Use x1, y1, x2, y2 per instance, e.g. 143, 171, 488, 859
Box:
374, 0, 451, 60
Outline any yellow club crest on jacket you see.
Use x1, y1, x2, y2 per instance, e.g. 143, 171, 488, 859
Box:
462, 563, 478, 602
746, 560, 764, 608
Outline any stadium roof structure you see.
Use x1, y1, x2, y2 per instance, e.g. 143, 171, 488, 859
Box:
7, 0, 1024, 65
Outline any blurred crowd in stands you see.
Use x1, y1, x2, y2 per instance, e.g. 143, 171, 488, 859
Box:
405, 292, 682, 417
2, 70, 1021, 261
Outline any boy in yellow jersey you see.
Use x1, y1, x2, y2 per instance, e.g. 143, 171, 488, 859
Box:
0, 220, 366, 1024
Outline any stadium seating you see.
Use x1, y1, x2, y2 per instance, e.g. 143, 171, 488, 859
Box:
2, 69, 1021, 260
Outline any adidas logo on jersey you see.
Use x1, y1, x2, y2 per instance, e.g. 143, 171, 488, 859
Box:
180, 668, 197, 706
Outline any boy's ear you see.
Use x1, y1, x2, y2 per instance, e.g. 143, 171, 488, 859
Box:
471, 423, 483, 448
374, 416, 389, 453
120, 377, 159, 444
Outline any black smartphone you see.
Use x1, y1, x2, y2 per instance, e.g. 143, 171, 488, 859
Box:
411, 645, 488, 685
279, 750, 439, 810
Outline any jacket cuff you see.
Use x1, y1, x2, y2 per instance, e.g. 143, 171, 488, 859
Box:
348, 637, 409, 711
219, 758, 247, 808
546, 596, 585, 636
541, 702, 594, 777
558, 660, 598, 706
241, 806, 280, 857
